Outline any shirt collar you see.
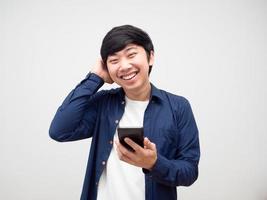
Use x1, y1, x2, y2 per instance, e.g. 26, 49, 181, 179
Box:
150, 83, 164, 102
118, 83, 164, 103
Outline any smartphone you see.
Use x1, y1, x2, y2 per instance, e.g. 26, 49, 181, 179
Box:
117, 127, 144, 151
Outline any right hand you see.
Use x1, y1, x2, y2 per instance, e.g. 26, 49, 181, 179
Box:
91, 58, 113, 84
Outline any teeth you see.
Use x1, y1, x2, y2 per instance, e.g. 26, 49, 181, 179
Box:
121, 72, 137, 80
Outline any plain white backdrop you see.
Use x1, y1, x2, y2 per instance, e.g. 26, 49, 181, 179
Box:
1, 0, 267, 199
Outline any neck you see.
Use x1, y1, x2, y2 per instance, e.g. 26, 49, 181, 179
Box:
124, 83, 151, 101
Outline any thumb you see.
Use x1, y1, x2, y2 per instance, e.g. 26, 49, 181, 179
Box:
144, 137, 156, 150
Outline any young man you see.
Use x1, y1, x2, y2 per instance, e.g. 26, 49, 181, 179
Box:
49, 25, 200, 200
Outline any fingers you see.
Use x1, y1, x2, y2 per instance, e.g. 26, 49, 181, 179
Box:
115, 138, 157, 169
115, 139, 135, 160
144, 137, 156, 151
91, 58, 114, 84
124, 138, 142, 152
117, 151, 135, 166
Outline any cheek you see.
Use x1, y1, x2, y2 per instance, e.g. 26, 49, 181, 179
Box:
107, 66, 118, 78
135, 55, 150, 68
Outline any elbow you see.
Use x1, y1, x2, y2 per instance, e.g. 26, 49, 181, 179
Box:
181, 166, 199, 187
49, 130, 61, 142
49, 125, 77, 142
49, 125, 64, 142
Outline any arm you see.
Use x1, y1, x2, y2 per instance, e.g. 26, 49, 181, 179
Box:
49, 72, 104, 142
115, 99, 200, 187
147, 99, 200, 187
49, 59, 113, 142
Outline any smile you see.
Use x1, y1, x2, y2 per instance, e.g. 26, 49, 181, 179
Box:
120, 72, 138, 80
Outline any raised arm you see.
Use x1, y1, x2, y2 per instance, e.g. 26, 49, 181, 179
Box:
49, 59, 113, 142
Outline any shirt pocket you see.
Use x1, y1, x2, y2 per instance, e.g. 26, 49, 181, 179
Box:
156, 128, 180, 159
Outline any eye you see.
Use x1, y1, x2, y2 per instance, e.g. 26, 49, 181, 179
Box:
109, 59, 118, 64
128, 52, 137, 58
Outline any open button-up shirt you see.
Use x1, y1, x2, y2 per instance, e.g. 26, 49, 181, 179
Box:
49, 73, 200, 200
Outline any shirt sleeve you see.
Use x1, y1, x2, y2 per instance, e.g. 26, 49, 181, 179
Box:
144, 98, 200, 187
49, 72, 105, 142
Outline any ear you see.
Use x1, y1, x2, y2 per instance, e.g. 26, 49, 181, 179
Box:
148, 51, 154, 66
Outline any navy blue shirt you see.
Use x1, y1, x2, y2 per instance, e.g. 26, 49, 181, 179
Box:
49, 73, 200, 200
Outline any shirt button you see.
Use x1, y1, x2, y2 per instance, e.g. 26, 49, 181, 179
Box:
96, 182, 98, 185
102, 161, 106, 165
115, 120, 119, 124
121, 101, 125, 105
109, 140, 113, 145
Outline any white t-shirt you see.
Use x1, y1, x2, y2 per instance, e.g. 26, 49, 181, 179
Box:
97, 96, 149, 200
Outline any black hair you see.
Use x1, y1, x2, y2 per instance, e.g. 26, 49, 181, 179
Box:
100, 25, 154, 74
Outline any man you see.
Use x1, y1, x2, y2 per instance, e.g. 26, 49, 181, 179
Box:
49, 25, 200, 200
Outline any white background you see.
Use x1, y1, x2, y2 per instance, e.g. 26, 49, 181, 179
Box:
1, 0, 267, 199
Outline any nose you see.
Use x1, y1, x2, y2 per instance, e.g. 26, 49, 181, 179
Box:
119, 58, 132, 72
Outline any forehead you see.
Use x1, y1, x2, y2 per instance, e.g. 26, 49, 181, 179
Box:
109, 44, 141, 57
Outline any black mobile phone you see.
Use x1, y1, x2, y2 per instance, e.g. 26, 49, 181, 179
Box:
117, 127, 144, 151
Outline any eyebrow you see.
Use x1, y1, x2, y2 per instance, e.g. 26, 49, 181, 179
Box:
125, 46, 137, 52
110, 46, 137, 57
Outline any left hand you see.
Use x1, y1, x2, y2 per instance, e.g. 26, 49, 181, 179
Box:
115, 137, 157, 170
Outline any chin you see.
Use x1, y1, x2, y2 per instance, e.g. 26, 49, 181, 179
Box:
124, 81, 146, 92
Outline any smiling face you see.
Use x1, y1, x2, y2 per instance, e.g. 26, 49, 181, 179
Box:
106, 44, 154, 95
